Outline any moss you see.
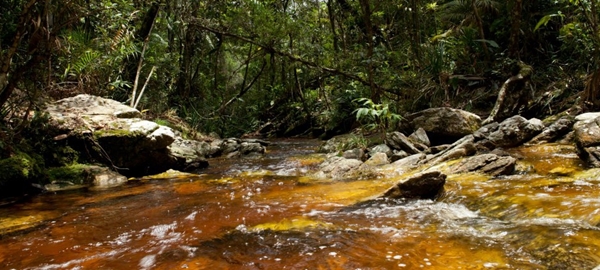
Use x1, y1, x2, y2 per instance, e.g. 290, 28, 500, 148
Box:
48, 145, 79, 167
0, 152, 43, 190
46, 164, 96, 185
93, 129, 143, 138
154, 119, 170, 127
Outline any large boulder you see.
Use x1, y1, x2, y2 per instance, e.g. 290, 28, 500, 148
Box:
450, 154, 516, 176
574, 114, 600, 167
380, 171, 446, 200
402, 107, 481, 145
45, 94, 207, 177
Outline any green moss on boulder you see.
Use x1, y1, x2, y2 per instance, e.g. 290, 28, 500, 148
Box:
47, 164, 94, 185
0, 152, 43, 193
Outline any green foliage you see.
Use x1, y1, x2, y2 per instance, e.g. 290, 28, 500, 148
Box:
0, 152, 44, 194
341, 134, 369, 151
46, 164, 91, 185
353, 98, 401, 134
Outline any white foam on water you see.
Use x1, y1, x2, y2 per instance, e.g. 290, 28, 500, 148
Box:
139, 254, 156, 269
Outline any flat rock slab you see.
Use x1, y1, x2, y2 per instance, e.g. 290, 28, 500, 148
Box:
450, 153, 516, 176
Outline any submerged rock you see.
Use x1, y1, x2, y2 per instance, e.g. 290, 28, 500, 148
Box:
380, 171, 446, 200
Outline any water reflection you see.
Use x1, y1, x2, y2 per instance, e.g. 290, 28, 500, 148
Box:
0, 140, 599, 269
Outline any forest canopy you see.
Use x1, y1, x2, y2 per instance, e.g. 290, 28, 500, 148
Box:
1, 0, 600, 139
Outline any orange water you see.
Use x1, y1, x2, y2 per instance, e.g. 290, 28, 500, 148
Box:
0, 140, 599, 269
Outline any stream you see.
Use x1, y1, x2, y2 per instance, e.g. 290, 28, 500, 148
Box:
1, 139, 600, 269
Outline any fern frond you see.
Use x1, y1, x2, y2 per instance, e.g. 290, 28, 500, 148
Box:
73, 50, 101, 74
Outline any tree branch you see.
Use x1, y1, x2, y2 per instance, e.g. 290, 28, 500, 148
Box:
192, 21, 388, 92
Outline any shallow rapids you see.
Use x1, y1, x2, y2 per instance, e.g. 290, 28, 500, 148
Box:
1, 140, 600, 269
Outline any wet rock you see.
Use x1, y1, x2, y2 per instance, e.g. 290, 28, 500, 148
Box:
390, 150, 410, 162
220, 138, 267, 157
527, 117, 574, 144
402, 107, 481, 145
450, 154, 516, 176
573, 168, 600, 181
363, 152, 389, 167
317, 134, 360, 153
409, 127, 431, 147
92, 169, 128, 188
369, 144, 392, 158
383, 153, 427, 176
426, 144, 450, 154
548, 166, 577, 176
220, 138, 241, 155
170, 138, 220, 158
45, 165, 127, 191
240, 142, 266, 155
386, 131, 421, 154
423, 135, 476, 165
141, 169, 197, 180
531, 244, 598, 270
381, 171, 446, 200
343, 148, 366, 160
574, 115, 600, 167
475, 116, 544, 148
317, 156, 363, 180
574, 116, 600, 148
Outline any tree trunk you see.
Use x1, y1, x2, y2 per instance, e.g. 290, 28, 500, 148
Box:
508, 0, 523, 59
472, 0, 490, 63
327, 0, 339, 52
125, 2, 160, 89
359, 0, 379, 103
483, 62, 533, 124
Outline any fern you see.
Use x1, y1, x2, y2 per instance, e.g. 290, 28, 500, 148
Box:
72, 50, 101, 74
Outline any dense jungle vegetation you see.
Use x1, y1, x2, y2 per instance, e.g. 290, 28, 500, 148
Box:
1, 0, 600, 143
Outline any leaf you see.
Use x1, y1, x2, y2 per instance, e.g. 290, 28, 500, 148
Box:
534, 14, 554, 32
474, 39, 499, 48
355, 108, 370, 120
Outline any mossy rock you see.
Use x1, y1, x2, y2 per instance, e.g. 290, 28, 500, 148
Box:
0, 152, 43, 194
93, 129, 144, 139
46, 164, 98, 186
